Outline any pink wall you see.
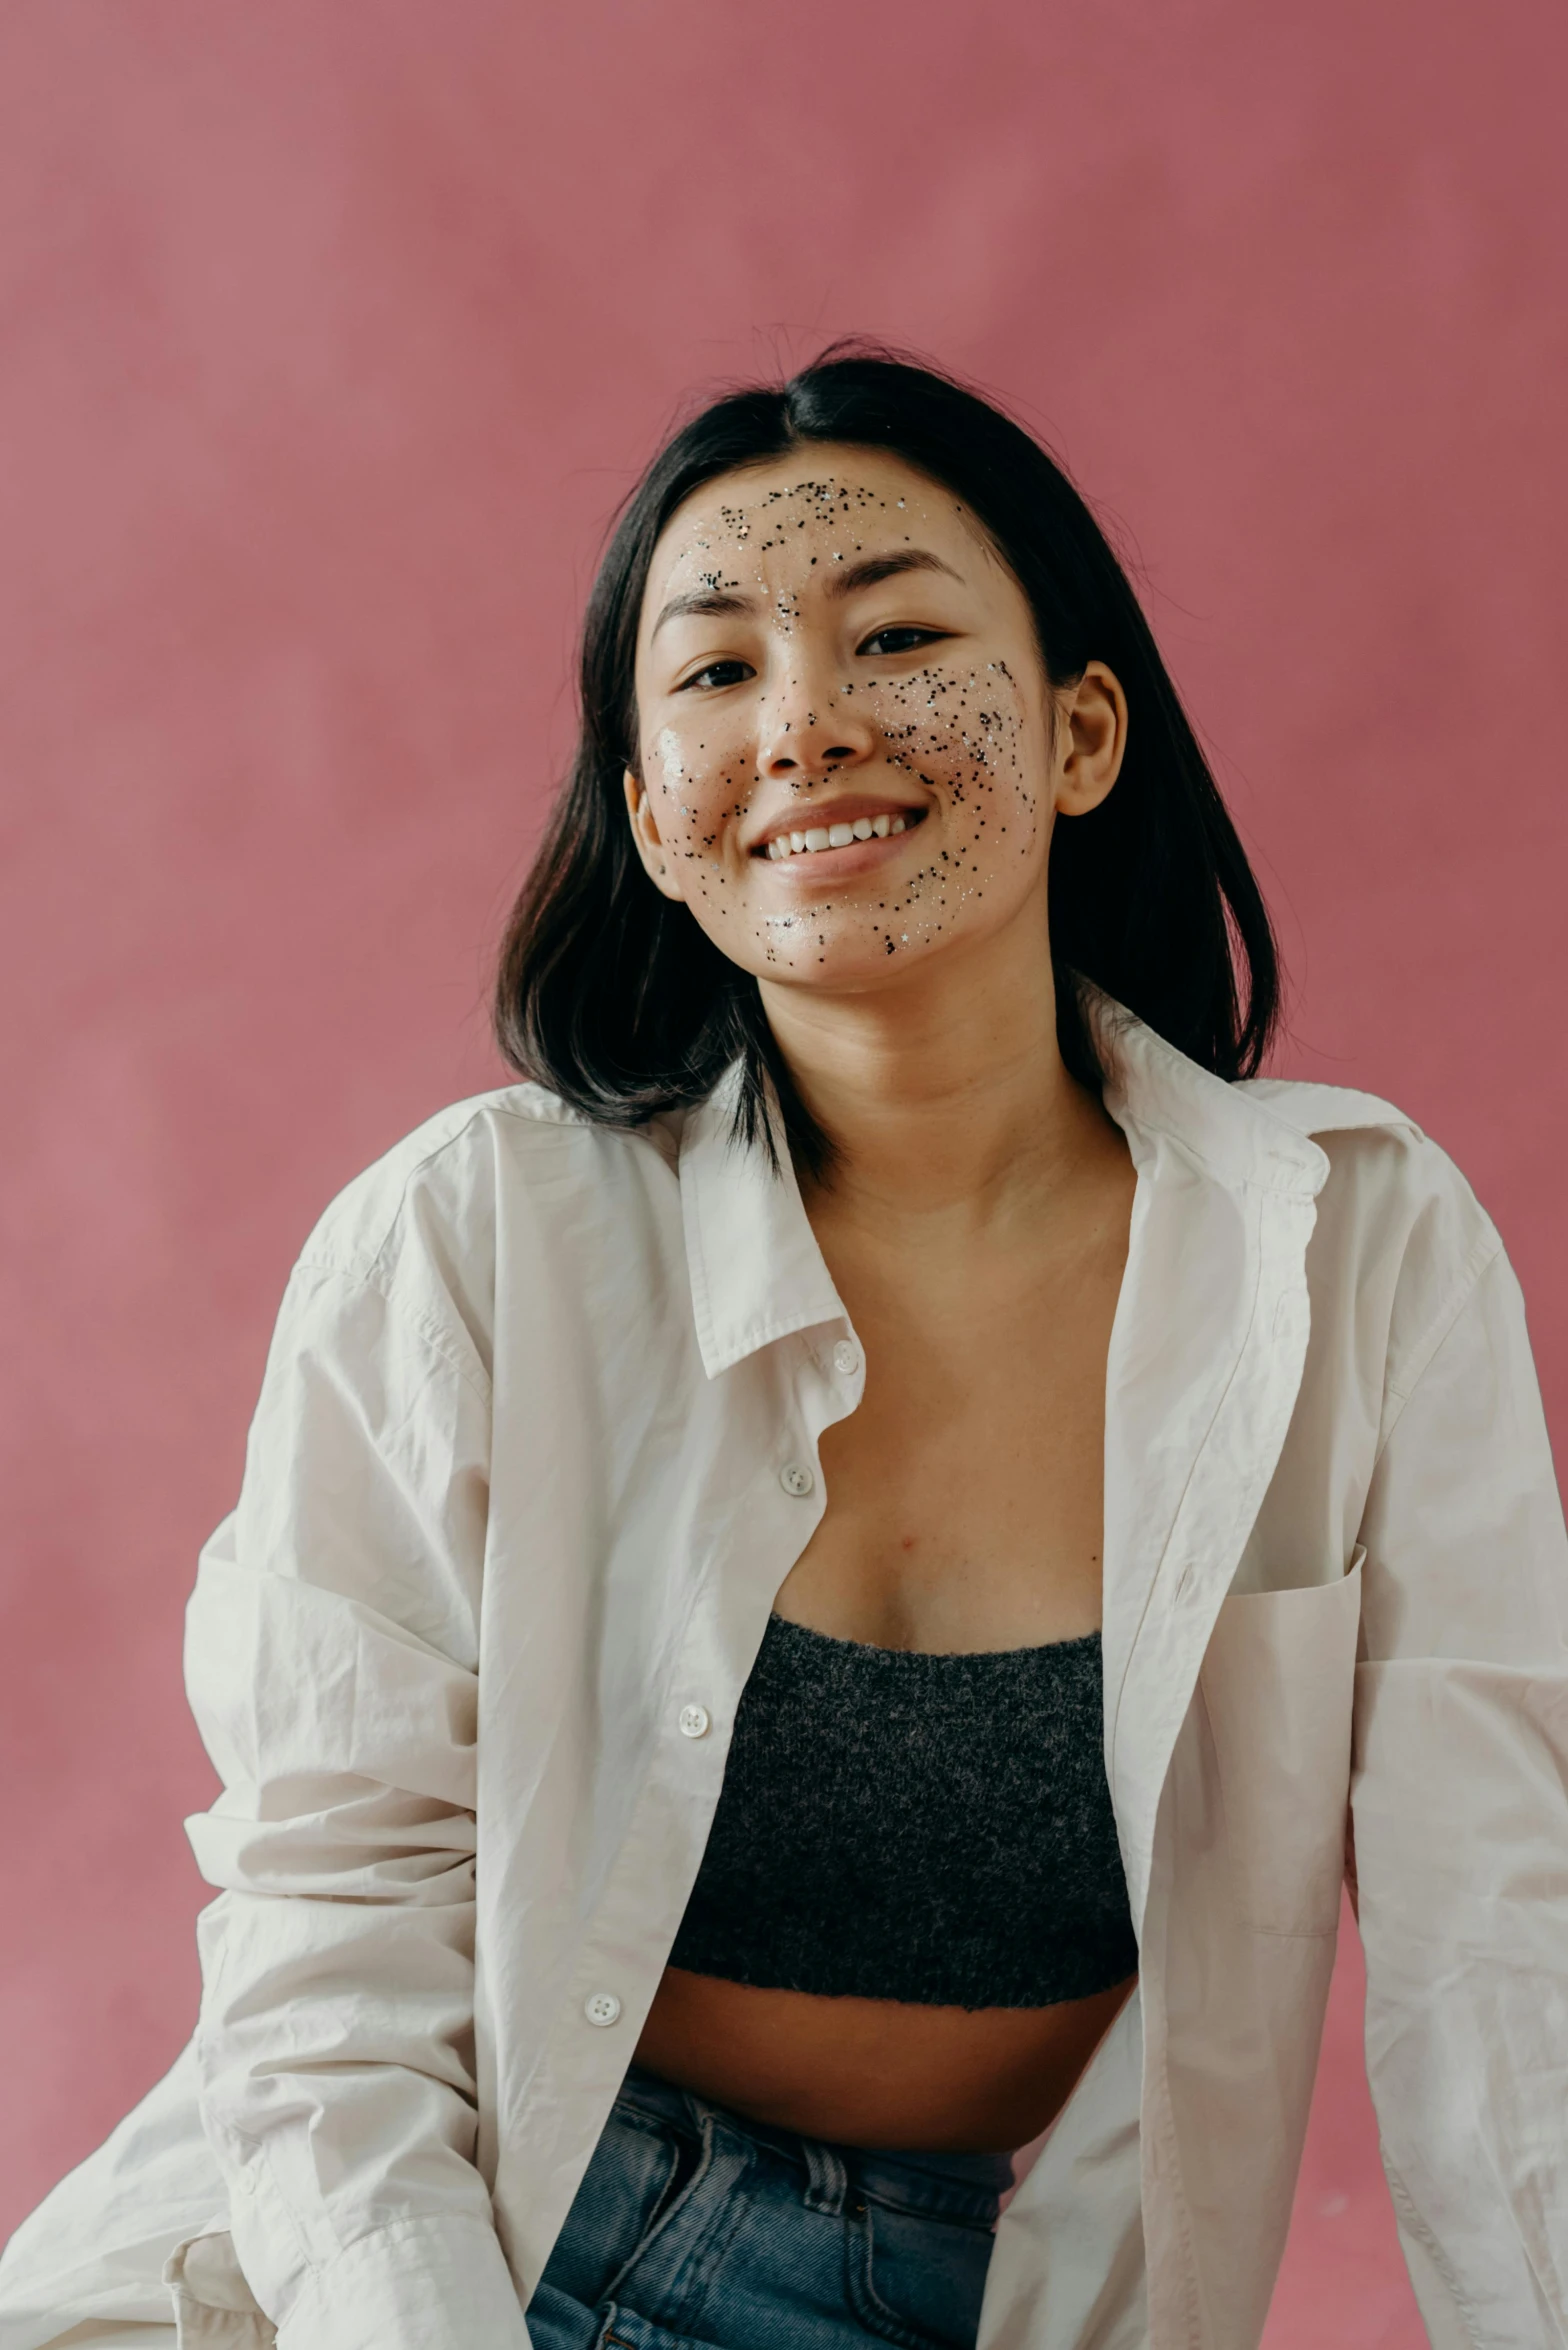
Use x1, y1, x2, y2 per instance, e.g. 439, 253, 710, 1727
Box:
3, 6, 1564, 2339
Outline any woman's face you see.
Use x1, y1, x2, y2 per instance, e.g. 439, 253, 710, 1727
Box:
627, 444, 1124, 996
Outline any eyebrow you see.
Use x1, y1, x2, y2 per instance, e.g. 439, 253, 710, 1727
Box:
824, 548, 964, 599
651, 587, 755, 637
650, 547, 964, 637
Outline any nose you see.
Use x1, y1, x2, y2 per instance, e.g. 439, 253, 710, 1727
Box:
756, 673, 876, 782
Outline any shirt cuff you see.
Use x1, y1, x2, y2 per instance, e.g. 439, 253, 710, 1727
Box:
272, 2217, 533, 2350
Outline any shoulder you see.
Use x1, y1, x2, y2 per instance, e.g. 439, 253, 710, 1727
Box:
281, 1081, 683, 1384
1239, 1074, 1504, 1387
1240, 1074, 1490, 1235
298, 1082, 674, 1266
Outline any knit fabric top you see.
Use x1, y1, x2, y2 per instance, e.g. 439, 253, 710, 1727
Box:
668, 1611, 1139, 2009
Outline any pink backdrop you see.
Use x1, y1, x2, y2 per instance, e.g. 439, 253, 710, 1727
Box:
3, 6, 1565, 2341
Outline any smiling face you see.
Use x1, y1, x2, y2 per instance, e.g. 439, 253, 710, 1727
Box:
626, 446, 1124, 1004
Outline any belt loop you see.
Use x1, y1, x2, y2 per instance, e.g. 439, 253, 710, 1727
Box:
801, 2135, 849, 2215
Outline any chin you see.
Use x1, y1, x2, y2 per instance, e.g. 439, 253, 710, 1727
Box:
757, 940, 947, 994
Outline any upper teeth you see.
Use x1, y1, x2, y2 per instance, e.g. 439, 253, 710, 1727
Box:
767, 813, 906, 859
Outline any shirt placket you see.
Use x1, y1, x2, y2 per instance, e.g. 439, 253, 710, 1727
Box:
513, 1320, 865, 2250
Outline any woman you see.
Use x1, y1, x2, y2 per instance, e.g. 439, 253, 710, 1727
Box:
3, 347, 1565, 2350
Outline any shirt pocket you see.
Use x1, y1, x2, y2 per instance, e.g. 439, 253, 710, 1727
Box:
1198, 1549, 1364, 1938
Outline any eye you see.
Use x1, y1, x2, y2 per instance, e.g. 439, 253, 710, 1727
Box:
678, 658, 755, 692
857, 625, 951, 657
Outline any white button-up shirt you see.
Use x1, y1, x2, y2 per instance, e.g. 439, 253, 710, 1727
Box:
3, 994, 1566, 2350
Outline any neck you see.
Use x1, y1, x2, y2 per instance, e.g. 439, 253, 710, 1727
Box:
758, 922, 1116, 1233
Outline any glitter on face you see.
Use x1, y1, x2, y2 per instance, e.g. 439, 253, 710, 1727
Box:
632, 450, 1058, 989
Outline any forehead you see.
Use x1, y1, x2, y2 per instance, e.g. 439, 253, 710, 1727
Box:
646, 445, 978, 585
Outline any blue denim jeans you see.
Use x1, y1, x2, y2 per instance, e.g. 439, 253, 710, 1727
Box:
524, 2063, 1013, 2350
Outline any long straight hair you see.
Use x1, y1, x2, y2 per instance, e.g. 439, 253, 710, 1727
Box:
494, 343, 1281, 1177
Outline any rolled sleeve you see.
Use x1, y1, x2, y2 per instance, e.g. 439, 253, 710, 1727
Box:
183, 1257, 528, 2347
1354, 1245, 1568, 2346
270, 2217, 528, 2349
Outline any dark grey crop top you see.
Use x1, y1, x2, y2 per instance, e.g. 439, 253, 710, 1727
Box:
668, 1611, 1138, 2009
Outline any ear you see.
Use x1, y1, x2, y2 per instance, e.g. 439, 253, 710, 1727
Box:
622, 768, 687, 902
1054, 661, 1128, 818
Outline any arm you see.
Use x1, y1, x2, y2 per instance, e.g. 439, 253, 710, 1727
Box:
1353, 1242, 1568, 2348
184, 1256, 530, 2350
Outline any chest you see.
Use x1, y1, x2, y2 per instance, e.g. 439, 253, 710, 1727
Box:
775, 1212, 1130, 1652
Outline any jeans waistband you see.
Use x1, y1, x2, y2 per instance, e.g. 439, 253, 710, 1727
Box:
614, 2062, 1014, 2222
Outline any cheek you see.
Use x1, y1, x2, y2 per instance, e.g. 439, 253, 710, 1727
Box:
826, 662, 1044, 963
642, 726, 678, 806
645, 724, 758, 900
868, 660, 1040, 827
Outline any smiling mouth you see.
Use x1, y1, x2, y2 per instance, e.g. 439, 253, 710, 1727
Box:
760, 808, 925, 861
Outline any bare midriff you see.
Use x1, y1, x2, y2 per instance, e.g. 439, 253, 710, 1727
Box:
633, 1965, 1137, 2152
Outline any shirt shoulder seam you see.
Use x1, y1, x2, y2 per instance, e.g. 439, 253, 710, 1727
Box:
291, 1249, 493, 1406
327, 1094, 655, 1259
1375, 1227, 1504, 1461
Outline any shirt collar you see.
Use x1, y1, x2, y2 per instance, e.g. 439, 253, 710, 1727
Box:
1086, 988, 1328, 1201
677, 987, 1328, 1380
678, 1060, 847, 1378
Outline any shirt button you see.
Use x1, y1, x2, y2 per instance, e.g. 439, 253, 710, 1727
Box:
678, 1704, 711, 1738
832, 1340, 862, 1377
779, 1462, 815, 1497
583, 1991, 622, 2028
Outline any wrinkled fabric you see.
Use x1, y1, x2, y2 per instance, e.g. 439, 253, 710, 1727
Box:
3, 994, 1565, 2350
